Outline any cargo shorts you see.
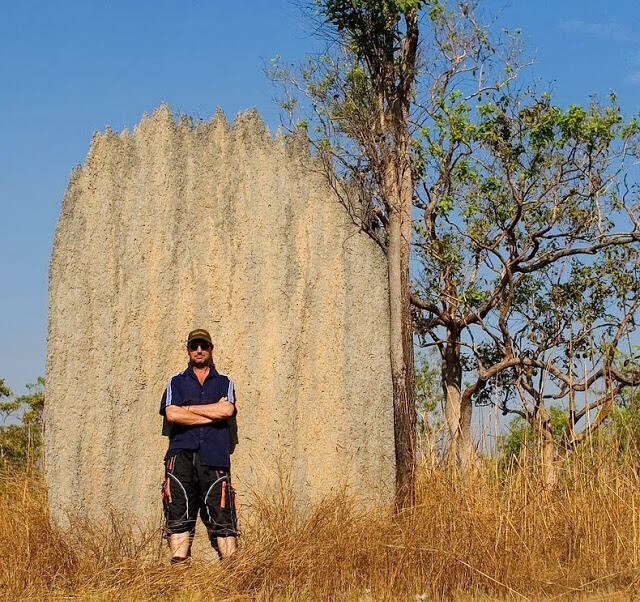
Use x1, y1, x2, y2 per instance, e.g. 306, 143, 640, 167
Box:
161, 449, 239, 540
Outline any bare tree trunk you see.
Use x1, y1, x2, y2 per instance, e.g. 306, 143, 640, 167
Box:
459, 391, 476, 473
443, 337, 461, 465
537, 402, 558, 489
442, 326, 477, 472
386, 148, 416, 510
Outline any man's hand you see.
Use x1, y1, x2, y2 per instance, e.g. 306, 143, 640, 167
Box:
188, 397, 235, 421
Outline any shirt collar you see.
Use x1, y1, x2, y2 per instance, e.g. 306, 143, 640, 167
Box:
185, 363, 218, 382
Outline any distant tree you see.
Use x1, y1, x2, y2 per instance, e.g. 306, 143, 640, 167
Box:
603, 367, 640, 461
415, 350, 442, 436
500, 379, 640, 476
0, 377, 45, 469
498, 407, 568, 469
0, 379, 10, 399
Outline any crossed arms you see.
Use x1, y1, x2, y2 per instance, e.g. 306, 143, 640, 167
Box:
165, 398, 235, 425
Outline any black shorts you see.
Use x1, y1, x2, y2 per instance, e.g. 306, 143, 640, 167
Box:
162, 449, 239, 539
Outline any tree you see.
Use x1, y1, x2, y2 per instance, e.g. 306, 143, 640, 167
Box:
0, 377, 45, 468
411, 88, 640, 482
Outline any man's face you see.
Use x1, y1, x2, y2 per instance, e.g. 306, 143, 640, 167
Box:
187, 339, 213, 368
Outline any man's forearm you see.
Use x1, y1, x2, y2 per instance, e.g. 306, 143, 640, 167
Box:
165, 405, 214, 425
188, 400, 235, 421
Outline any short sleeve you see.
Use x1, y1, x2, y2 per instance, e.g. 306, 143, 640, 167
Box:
226, 378, 237, 419
159, 375, 183, 415
226, 378, 235, 405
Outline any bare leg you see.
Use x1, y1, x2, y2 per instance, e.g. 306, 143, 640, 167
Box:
169, 532, 192, 562
216, 536, 237, 559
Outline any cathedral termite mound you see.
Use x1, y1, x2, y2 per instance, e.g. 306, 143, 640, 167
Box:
46, 103, 394, 527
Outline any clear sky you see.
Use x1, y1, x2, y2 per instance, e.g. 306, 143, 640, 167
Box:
1, 0, 639, 395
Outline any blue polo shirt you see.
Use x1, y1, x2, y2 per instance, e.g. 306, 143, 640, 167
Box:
159, 364, 236, 467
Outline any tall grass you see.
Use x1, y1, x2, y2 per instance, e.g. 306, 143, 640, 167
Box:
2, 450, 640, 601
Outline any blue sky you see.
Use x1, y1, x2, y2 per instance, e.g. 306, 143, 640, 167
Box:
1, 0, 639, 396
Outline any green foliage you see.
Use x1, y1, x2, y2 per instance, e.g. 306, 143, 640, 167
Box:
498, 407, 569, 465
461, 285, 486, 307
609, 389, 640, 461
0, 379, 10, 399
320, 0, 422, 35
0, 377, 45, 469
415, 351, 442, 434
498, 416, 532, 463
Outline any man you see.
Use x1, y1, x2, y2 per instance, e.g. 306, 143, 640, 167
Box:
159, 328, 239, 563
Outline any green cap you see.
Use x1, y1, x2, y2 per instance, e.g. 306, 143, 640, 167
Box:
186, 328, 212, 345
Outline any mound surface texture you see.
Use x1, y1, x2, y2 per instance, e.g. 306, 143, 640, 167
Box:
46, 105, 394, 527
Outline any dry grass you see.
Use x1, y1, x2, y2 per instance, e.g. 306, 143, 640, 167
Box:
2, 452, 640, 601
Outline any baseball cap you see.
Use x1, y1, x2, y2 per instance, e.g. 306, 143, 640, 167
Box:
186, 328, 212, 345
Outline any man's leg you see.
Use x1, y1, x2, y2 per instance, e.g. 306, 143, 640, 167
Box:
197, 462, 239, 560
169, 532, 192, 561
162, 451, 198, 563
216, 535, 237, 558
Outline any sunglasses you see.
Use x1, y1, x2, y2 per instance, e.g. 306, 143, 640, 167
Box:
188, 340, 212, 351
